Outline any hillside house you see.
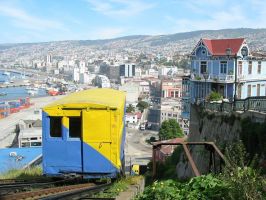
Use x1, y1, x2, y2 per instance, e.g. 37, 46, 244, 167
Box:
190, 38, 266, 102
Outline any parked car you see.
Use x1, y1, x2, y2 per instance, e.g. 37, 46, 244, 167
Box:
140, 124, 145, 131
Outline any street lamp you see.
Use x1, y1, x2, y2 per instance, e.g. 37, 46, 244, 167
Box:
226, 47, 249, 110
203, 71, 209, 103
225, 48, 237, 106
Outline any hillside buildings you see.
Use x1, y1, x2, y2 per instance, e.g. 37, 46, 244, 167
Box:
160, 98, 189, 135
119, 82, 141, 104
161, 78, 182, 98
46, 54, 52, 64
72, 67, 80, 82
120, 63, 135, 77
160, 78, 189, 135
18, 120, 42, 147
94, 75, 111, 88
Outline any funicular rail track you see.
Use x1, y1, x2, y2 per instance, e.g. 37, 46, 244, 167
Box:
0, 178, 51, 185
0, 178, 66, 188
0, 178, 77, 196
0, 182, 112, 200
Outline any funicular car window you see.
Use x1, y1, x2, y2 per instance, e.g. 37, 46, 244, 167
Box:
69, 117, 81, 138
50, 117, 62, 137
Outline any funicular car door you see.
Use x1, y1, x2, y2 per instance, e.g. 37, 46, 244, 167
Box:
63, 112, 83, 173
82, 108, 112, 173
43, 112, 83, 174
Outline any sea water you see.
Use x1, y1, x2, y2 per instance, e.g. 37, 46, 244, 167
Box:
0, 86, 47, 101
0, 71, 47, 101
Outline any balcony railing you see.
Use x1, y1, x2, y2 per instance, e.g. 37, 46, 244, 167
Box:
191, 74, 234, 82
239, 74, 266, 81
210, 74, 234, 82
192, 73, 266, 83
203, 96, 266, 113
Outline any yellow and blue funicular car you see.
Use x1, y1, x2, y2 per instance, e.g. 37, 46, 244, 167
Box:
42, 88, 126, 178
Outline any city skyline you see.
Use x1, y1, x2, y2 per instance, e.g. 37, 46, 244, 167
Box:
0, 0, 266, 43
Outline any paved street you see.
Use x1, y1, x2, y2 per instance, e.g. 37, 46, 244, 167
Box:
125, 128, 158, 167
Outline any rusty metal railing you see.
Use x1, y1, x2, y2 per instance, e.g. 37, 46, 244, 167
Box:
152, 141, 226, 178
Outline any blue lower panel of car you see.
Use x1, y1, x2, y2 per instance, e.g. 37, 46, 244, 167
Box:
82, 142, 117, 173
43, 142, 119, 177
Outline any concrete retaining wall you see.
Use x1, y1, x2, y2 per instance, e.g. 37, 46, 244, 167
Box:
176, 104, 266, 179
116, 177, 145, 200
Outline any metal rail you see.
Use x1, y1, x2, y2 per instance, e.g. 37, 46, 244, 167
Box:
0, 179, 33, 184
41, 183, 112, 200
0, 182, 99, 200
0, 178, 79, 196
0, 178, 73, 190
182, 144, 200, 176
77, 198, 115, 200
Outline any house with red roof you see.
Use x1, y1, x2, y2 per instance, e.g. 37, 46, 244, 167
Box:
153, 137, 185, 162
189, 38, 266, 104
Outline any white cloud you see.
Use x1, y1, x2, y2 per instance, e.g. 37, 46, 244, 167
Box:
165, 3, 266, 33
86, 0, 155, 17
90, 27, 127, 39
171, 0, 226, 16
0, 4, 66, 31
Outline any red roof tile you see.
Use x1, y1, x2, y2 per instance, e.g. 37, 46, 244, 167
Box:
202, 38, 244, 56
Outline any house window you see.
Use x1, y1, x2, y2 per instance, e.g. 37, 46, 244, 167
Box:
238, 61, 242, 75
257, 84, 260, 96
248, 85, 251, 97
175, 91, 179, 98
69, 117, 81, 138
31, 142, 41, 147
50, 117, 62, 137
248, 61, 252, 74
22, 142, 30, 147
220, 61, 227, 74
237, 85, 242, 99
170, 91, 174, 97
258, 61, 261, 74
200, 61, 207, 73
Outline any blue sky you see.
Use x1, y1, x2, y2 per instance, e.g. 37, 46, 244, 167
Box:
0, 0, 266, 43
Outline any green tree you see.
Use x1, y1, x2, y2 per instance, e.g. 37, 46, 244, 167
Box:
159, 119, 183, 140
137, 101, 149, 112
126, 104, 135, 113
220, 141, 265, 200
208, 91, 222, 101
